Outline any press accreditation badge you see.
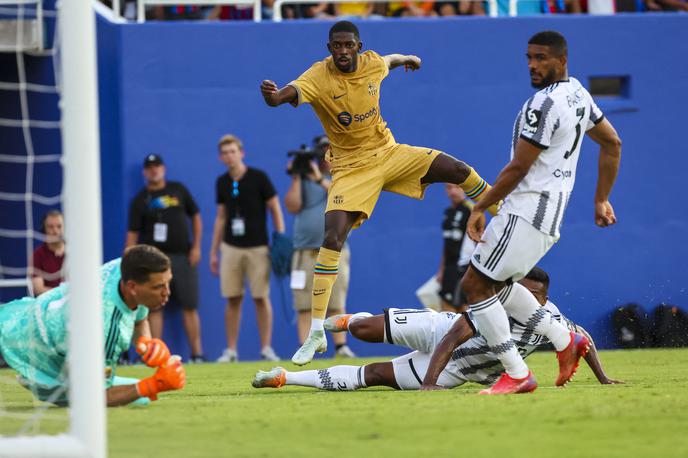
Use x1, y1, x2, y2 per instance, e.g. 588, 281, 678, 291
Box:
231, 217, 246, 237
153, 223, 168, 242
290, 270, 307, 290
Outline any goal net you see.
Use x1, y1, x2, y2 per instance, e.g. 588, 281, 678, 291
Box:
0, 1, 106, 456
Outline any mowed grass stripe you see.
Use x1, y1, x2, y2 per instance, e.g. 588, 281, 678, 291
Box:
1, 349, 687, 458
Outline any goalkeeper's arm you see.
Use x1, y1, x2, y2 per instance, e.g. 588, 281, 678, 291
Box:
106, 384, 143, 407
105, 356, 186, 407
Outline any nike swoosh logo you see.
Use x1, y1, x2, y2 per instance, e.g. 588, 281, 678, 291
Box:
333, 93, 346, 100
313, 291, 326, 296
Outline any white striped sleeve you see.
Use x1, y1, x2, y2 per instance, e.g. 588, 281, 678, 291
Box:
520, 93, 559, 149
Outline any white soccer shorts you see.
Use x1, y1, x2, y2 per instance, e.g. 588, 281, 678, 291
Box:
391, 351, 467, 390
470, 213, 558, 282
384, 308, 467, 390
383, 308, 455, 353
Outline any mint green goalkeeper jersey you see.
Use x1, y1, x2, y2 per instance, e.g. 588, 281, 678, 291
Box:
0, 258, 148, 402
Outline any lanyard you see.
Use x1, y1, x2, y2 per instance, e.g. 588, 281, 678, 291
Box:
229, 179, 242, 217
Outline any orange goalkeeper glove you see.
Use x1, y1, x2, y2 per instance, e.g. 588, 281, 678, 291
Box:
136, 356, 186, 401
136, 336, 171, 368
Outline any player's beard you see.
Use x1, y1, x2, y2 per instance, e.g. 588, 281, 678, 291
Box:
530, 68, 557, 89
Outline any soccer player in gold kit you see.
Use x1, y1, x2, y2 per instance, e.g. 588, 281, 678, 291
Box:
261, 21, 499, 365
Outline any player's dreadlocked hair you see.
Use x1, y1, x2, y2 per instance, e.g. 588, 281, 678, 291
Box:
524, 266, 550, 291
528, 31, 568, 57
121, 244, 171, 283
329, 20, 360, 41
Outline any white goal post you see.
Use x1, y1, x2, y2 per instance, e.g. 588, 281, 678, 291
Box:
0, 1, 106, 457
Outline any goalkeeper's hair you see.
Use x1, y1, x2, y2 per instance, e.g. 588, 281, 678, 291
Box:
528, 31, 568, 57
329, 21, 359, 41
121, 244, 171, 283
524, 266, 550, 291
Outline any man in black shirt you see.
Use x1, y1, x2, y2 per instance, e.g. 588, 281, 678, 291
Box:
209, 134, 286, 362
126, 154, 205, 362
436, 183, 474, 312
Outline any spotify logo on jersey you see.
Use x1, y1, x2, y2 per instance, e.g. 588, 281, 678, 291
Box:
337, 111, 352, 126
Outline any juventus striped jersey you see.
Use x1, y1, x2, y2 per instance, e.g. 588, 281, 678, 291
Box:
446, 301, 575, 385
500, 77, 605, 238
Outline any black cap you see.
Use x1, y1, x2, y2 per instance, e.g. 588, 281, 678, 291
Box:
143, 154, 164, 167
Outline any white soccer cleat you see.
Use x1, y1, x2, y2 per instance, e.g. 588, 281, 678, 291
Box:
261, 346, 280, 362
291, 330, 327, 366
252, 367, 286, 389
335, 344, 356, 358
216, 348, 238, 363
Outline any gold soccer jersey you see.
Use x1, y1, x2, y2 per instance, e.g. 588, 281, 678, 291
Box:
288, 50, 396, 169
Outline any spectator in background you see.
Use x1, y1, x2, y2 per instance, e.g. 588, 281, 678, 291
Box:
434, 0, 486, 15
335, 2, 375, 17
284, 136, 355, 357
209, 0, 290, 19
126, 154, 205, 363
388, 1, 438, 16
150, 5, 204, 19
436, 184, 475, 312
31, 209, 66, 296
646, 0, 688, 10
298, 2, 336, 18
210, 134, 285, 362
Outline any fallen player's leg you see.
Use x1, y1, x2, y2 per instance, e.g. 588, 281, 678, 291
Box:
253, 363, 399, 390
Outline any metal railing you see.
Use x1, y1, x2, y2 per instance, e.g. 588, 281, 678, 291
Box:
272, 0, 517, 20
105, 0, 522, 22
134, 0, 263, 22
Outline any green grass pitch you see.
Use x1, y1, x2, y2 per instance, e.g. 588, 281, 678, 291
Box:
1, 348, 688, 458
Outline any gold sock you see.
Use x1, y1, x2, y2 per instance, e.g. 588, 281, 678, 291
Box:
460, 167, 501, 216
311, 247, 341, 321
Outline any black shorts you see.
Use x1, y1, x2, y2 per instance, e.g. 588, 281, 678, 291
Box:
168, 253, 199, 310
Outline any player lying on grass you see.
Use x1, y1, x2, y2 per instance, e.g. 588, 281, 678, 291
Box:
0, 245, 186, 407
252, 267, 622, 392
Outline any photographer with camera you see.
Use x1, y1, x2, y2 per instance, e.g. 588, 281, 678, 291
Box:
284, 136, 355, 358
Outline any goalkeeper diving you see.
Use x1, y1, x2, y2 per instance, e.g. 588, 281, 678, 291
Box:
0, 244, 186, 407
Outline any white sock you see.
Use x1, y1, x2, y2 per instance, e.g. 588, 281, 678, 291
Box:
347, 312, 373, 330
500, 283, 571, 351
470, 295, 529, 379
285, 365, 366, 391
310, 318, 324, 332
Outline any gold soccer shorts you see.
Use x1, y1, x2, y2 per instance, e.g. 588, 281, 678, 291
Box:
326, 144, 442, 228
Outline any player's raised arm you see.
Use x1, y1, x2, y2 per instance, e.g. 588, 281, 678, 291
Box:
383, 54, 421, 71
585, 118, 622, 228
260, 80, 297, 107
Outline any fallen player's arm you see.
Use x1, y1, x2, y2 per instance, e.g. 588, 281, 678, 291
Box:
420, 315, 475, 390
383, 54, 421, 71
106, 385, 141, 407
574, 324, 624, 385
260, 80, 297, 107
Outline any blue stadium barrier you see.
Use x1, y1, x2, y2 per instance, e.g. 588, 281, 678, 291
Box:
2, 12, 687, 362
